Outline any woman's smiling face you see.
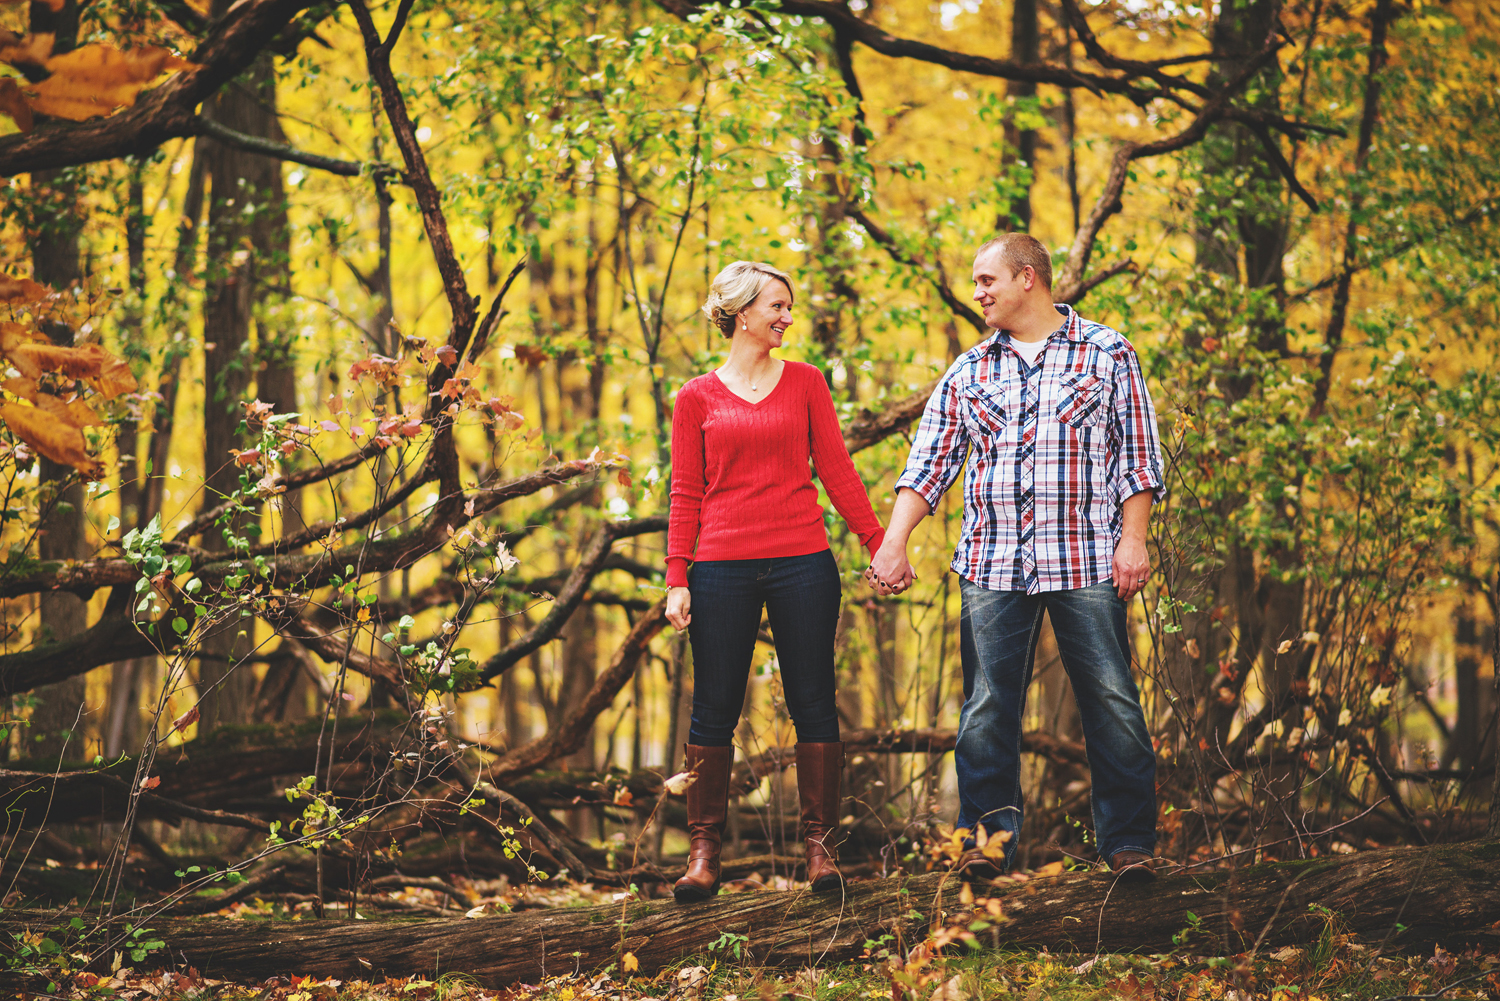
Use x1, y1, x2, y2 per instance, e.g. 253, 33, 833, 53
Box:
737, 279, 794, 348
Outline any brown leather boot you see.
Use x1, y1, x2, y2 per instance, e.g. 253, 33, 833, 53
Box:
673, 744, 733, 903
796, 741, 845, 892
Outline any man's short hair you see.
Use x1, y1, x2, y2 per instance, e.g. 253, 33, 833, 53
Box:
976, 233, 1052, 290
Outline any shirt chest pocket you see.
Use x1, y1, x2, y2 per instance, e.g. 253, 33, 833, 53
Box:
1055, 372, 1109, 429
961, 381, 1014, 437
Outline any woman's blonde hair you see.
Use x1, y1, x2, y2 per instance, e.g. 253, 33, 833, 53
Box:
702, 261, 794, 337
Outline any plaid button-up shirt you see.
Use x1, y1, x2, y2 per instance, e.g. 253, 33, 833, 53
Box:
895, 305, 1165, 594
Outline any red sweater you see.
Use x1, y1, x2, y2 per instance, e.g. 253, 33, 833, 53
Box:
666, 361, 886, 588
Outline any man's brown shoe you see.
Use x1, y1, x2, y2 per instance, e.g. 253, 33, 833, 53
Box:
952, 848, 1003, 883
1107, 849, 1157, 883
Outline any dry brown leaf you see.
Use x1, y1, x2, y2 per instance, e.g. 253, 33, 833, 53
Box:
0, 78, 34, 131
2, 377, 37, 400
0, 274, 47, 305
35, 392, 104, 427
0, 322, 43, 359
23, 44, 199, 122
0, 401, 97, 475
0, 32, 54, 70
86, 346, 136, 398
4, 342, 135, 398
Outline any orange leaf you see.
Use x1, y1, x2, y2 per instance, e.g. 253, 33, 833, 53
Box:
0, 402, 97, 475
0, 275, 46, 305
23, 44, 199, 122
140, 775, 161, 791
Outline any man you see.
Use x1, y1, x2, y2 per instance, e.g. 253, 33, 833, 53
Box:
867, 233, 1164, 883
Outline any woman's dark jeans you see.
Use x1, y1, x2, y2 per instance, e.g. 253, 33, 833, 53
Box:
686, 549, 843, 746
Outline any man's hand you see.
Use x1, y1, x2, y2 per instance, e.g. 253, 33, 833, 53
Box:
1113, 491, 1155, 600
866, 540, 916, 597
1113, 535, 1150, 600
666, 586, 692, 630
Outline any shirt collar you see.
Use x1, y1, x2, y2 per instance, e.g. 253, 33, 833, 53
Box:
986, 304, 1080, 355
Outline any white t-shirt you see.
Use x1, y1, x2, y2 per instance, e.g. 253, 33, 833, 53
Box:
1008, 336, 1048, 368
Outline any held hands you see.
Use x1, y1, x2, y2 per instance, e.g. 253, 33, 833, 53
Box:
1113, 534, 1151, 601
865, 541, 917, 597
666, 586, 692, 631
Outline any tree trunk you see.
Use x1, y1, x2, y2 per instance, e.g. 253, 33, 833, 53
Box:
197, 45, 286, 734
16, 841, 1497, 985
1003, 0, 1038, 229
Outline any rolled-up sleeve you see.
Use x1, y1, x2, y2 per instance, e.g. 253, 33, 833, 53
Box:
1110, 344, 1166, 503
894, 364, 971, 510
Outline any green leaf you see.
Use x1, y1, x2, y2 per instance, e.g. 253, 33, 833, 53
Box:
171, 554, 192, 574
171, 617, 189, 635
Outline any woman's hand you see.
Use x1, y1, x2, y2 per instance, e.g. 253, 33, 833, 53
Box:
866, 539, 917, 596
666, 586, 692, 631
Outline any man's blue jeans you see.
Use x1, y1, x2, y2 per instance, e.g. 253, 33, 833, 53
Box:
955, 576, 1156, 867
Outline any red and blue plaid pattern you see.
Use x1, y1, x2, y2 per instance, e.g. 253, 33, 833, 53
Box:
895, 305, 1165, 594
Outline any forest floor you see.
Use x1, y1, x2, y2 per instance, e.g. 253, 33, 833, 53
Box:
45, 941, 1500, 1001
11, 856, 1500, 999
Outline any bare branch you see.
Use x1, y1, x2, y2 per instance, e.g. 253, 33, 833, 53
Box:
1055, 24, 1285, 298
195, 116, 403, 180
1067, 258, 1137, 303
845, 207, 986, 334
486, 599, 668, 782
842, 379, 940, 456
655, 0, 1161, 104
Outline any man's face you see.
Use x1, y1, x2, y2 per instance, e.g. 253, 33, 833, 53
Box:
971, 247, 1030, 330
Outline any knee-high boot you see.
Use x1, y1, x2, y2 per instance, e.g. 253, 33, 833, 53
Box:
673, 744, 734, 903
796, 741, 845, 892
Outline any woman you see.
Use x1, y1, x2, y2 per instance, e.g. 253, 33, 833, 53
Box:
665, 261, 888, 902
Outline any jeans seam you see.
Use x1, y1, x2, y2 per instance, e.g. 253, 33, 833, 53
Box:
1001, 599, 1046, 867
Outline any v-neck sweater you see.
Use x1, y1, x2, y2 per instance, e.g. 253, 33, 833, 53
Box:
666, 361, 886, 587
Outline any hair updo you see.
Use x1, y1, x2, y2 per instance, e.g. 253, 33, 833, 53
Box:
701, 261, 794, 337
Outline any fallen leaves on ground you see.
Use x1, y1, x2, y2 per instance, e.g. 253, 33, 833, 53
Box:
50, 944, 1500, 1001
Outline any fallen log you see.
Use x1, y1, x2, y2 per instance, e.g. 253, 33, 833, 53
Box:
6, 840, 1495, 986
